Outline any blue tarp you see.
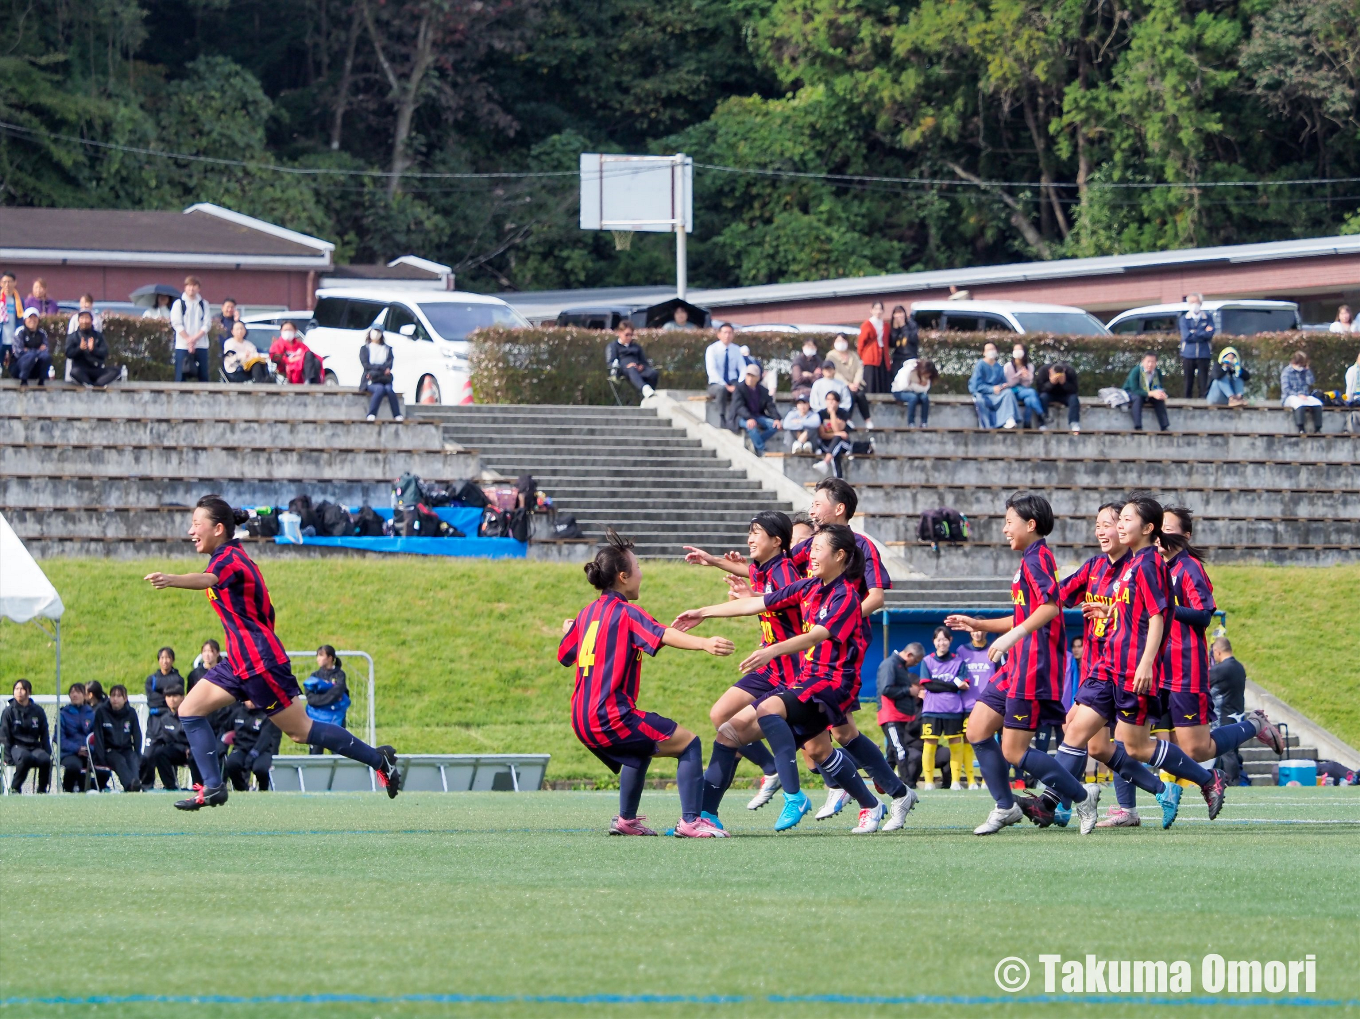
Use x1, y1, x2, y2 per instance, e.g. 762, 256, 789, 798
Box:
275, 535, 526, 558
353, 506, 484, 535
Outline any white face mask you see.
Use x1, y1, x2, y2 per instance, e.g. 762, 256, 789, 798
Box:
1188, 303, 1202, 316
281, 330, 296, 340
833, 339, 848, 352
803, 346, 816, 357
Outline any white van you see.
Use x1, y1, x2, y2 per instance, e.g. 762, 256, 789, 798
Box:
908, 300, 1111, 335
304, 288, 530, 405
1106, 300, 1300, 336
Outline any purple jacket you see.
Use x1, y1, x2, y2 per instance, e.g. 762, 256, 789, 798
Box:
23, 296, 59, 316
919, 652, 968, 715
955, 644, 998, 710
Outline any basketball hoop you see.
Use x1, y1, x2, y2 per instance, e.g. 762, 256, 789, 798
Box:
611, 230, 634, 251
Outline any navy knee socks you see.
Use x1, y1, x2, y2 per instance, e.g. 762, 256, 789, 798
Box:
971, 738, 1014, 809
758, 714, 802, 796
306, 721, 383, 769
1109, 741, 1164, 795
819, 749, 877, 809
180, 715, 222, 789
843, 734, 908, 799
702, 742, 739, 815
619, 760, 649, 819
739, 741, 777, 776
1020, 748, 1088, 804
676, 738, 704, 823
1113, 772, 1137, 809
1152, 739, 1213, 787
1211, 717, 1260, 756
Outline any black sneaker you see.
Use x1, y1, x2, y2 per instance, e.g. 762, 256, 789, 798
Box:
1200, 769, 1228, 821
1014, 793, 1055, 828
174, 784, 228, 811
375, 746, 402, 799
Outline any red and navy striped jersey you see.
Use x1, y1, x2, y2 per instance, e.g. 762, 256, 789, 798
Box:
205, 541, 289, 677
558, 590, 667, 748
763, 575, 866, 700
1099, 545, 1172, 692
790, 531, 891, 638
1059, 551, 1130, 681
750, 553, 805, 686
1003, 538, 1066, 700
1162, 551, 1215, 694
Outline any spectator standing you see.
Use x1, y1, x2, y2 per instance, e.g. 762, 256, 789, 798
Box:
142, 293, 173, 321
918, 627, 969, 789
1207, 346, 1250, 407
140, 691, 201, 790
222, 321, 270, 383
170, 276, 211, 382
1003, 342, 1046, 428
145, 647, 185, 717
216, 297, 241, 350
59, 683, 97, 791
809, 359, 851, 414
11, 309, 50, 386
93, 684, 142, 792
782, 395, 822, 453
1329, 305, 1357, 334
222, 701, 281, 791
887, 305, 919, 378
1345, 349, 1360, 401
789, 340, 822, 401
66, 311, 122, 387
1178, 293, 1215, 398
967, 341, 1020, 429
1281, 351, 1323, 434
1035, 361, 1080, 433
728, 363, 781, 455
814, 390, 855, 477
704, 323, 745, 430
891, 356, 936, 426
1209, 637, 1248, 785
66, 294, 103, 336
1122, 351, 1171, 431
827, 334, 873, 426
22, 277, 58, 316
605, 322, 658, 398
876, 642, 925, 788
268, 321, 322, 385
661, 306, 696, 330
0, 270, 21, 370
187, 640, 223, 691
856, 301, 891, 394
304, 645, 351, 755
2, 679, 52, 793
360, 326, 403, 421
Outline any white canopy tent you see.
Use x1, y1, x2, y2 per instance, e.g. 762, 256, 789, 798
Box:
1, 513, 65, 780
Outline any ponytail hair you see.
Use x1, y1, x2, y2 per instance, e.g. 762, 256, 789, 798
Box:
196, 494, 249, 536
584, 528, 635, 591
816, 523, 865, 582
1163, 505, 1195, 536
749, 510, 793, 554
1160, 531, 1210, 564
1122, 491, 1164, 544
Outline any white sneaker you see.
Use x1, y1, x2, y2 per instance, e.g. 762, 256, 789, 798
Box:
1076, 782, 1102, 835
949, 781, 963, 790
974, 802, 1023, 835
1002, 418, 1017, 430
1070, 423, 1080, 433
1038, 425, 1049, 432
850, 801, 886, 833
746, 773, 781, 810
641, 384, 656, 397
366, 414, 376, 422
812, 460, 830, 475
865, 418, 875, 430
880, 789, 918, 831
394, 414, 404, 422
815, 787, 852, 820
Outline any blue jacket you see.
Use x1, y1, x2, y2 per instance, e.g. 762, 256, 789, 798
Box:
59, 703, 96, 754
967, 359, 1006, 397
1178, 311, 1215, 360
304, 670, 351, 726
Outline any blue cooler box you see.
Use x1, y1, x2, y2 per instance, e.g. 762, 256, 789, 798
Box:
1278, 760, 1317, 786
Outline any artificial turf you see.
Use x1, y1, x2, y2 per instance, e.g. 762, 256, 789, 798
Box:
2, 788, 1357, 1019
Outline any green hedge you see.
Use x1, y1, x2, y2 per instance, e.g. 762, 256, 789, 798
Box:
469, 327, 1360, 404
36, 314, 223, 382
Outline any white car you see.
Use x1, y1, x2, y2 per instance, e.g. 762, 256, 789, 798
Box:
1106, 300, 1299, 336
304, 288, 530, 405
908, 300, 1111, 335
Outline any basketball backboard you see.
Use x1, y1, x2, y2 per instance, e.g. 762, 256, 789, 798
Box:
580, 154, 693, 233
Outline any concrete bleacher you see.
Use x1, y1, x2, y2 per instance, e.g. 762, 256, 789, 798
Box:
0, 380, 480, 557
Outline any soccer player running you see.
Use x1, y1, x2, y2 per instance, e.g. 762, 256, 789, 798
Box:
559, 530, 734, 837
683, 511, 802, 815
946, 493, 1102, 836
673, 525, 893, 833
144, 496, 402, 810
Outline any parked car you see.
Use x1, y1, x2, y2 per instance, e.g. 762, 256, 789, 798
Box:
556, 298, 710, 330
303, 288, 530, 405
908, 300, 1111, 336
735, 322, 860, 334
243, 310, 317, 329
1107, 300, 1300, 336
56, 300, 143, 319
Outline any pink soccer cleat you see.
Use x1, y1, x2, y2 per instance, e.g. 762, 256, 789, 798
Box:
674, 817, 728, 838
609, 815, 658, 836
1246, 710, 1286, 755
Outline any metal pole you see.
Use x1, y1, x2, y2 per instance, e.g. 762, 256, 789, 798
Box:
54, 618, 61, 795
675, 152, 687, 301
676, 222, 687, 301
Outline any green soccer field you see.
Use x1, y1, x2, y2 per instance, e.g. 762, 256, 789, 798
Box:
3, 789, 1357, 1019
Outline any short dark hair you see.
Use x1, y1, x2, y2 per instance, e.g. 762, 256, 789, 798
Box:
749, 511, 793, 554
0, 270, 14, 280
932, 626, 951, 641
78, 309, 93, 320
109, 684, 128, 697
1005, 491, 1054, 536
1142, 350, 1159, 361
584, 528, 635, 591
815, 477, 858, 520
222, 296, 237, 305
1163, 505, 1195, 535
280, 320, 297, 331
13, 678, 32, 694
68, 682, 86, 695
201, 638, 220, 653
1213, 636, 1233, 653
158, 646, 175, 661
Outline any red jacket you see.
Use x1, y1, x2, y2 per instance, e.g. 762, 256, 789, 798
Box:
857, 319, 887, 367
269, 336, 313, 384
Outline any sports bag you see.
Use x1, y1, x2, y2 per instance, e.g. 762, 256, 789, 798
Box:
918, 507, 968, 544
354, 505, 385, 537
453, 479, 489, 509
314, 500, 352, 537
552, 513, 584, 540
508, 507, 530, 542
287, 495, 318, 534
479, 507, 510, 538
246, 507, 280, 538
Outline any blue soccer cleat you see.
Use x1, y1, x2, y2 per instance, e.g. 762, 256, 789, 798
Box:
1156, 781, 1182, 829
1052, 803, 1072, 828
699, 811, 725, 831
774, 790, 811, 831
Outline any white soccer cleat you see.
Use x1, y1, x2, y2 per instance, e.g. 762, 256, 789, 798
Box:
1076, 783, 1102, 835
1002, 418, 1017, 429
974, 803, 1023, 836
815, 787, 852, 820
746, 773, 781, 810
949, 781, 963, 790
880, 789, 918, 832
1070, 423, 1081, 434
641, 384, 656, 398
850, 801, 886, 833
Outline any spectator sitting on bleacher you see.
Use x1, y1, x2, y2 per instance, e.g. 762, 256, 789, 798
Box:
145, 647, 184, 716
223, 321, 270, 383
814, 390, 855, 478
187, 639, 223, 691
809, 359, 851, 413
1122, 351, 1171, 432
827, 334, 873, 427
1003, 343, 1046, 428
140, 690, 200, 791
59, 683, 96, 792
1210, 637, 1249, 785
66, 311, 122, 387
1206, 346, 1250, 407
66, 294, 103, 336
727, 362, 781, 455
94, 685, 142, 792
11, 309, 50, 386
782, 395, 822, 454
360, 327, 402, 422
2, 679, 52, 794
967, 341, 1019, 430
891, 357, 936, 427
605, 322, 658, 398
789, 340, 821, 401
1280, 350, 1323, 434
269, 321, 322, 385
1035, 361, 1080, 433
84, 680, 106, 711
223, 700, 281, 791
304, 645, 351, 755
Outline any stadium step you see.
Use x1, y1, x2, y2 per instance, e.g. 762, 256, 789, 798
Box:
0, 379, 391, 420
0, 415, 445, 452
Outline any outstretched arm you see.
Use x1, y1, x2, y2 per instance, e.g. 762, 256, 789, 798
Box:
985, 602, 1061, 662
661, 628, 735, 656
683, 546, 748, 577
145, 571, 218, 591
672, 595, 768, 631
738, 625, 829, 675
945, 613, 1010, 634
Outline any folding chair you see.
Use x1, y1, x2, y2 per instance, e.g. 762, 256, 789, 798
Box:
607, 358, 625, 406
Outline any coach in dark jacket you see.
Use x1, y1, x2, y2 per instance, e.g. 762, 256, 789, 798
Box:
1209, 637, 1249, 783
2, 679, 52, 793
65, 313, 122, 386
605, 323, 658, 398
1035, 362, 1081, 432
10, 310, 50, 385
223, 701, 281, 791
94, 685, 142, 792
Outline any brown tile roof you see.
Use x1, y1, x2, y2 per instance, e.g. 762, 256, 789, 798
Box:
0, 207, 327, 258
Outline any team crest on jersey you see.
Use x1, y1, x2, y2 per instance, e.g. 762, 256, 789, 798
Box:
818, 605, 828, 620
1013, 569, 1022, 584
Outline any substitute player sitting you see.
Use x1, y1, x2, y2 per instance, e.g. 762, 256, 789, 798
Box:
559, 529, 734, 837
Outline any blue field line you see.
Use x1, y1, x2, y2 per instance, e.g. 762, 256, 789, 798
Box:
4, 993, 1357, 1008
